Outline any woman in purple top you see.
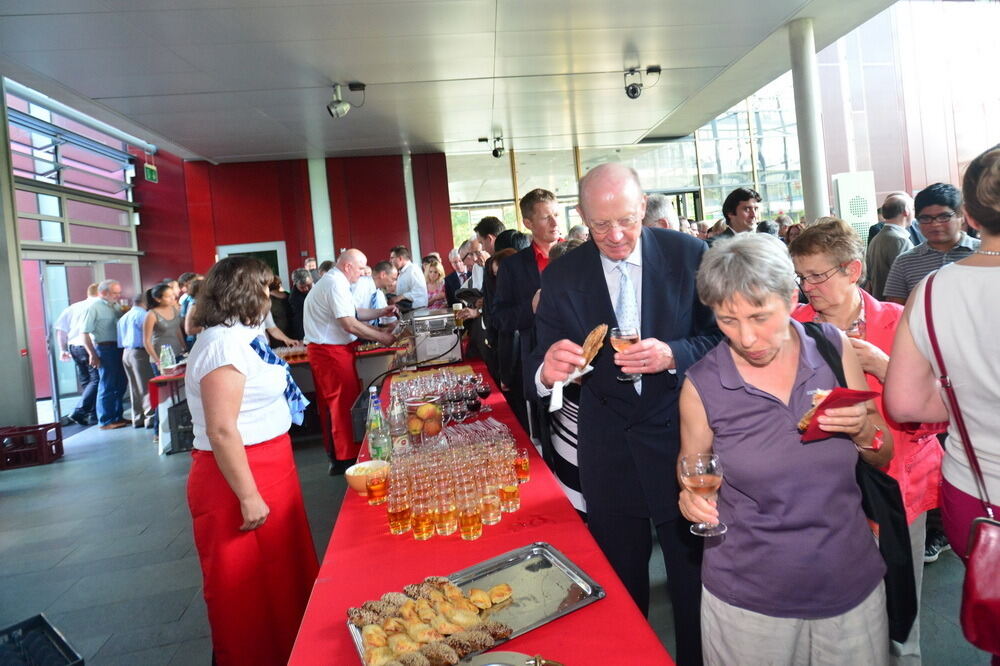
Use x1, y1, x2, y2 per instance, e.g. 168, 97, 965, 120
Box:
678, 233, 894, 665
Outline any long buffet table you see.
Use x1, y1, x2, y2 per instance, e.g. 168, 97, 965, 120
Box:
289, 359, 674, 665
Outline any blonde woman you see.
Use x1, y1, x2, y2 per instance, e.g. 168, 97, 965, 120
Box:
424, 257, 448, 309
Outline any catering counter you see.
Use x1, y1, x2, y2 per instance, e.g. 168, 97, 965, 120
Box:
288, 360, 674, 665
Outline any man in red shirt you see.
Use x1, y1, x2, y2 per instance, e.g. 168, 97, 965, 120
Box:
493, 188, 562, 431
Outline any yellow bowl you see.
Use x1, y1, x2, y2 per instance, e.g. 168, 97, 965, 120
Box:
345, 460, 390, 496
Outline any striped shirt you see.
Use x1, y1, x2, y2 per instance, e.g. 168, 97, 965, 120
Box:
882, 232, 980, 301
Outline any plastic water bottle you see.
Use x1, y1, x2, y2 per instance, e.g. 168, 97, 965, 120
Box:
367, 395, 391, 461
159, 344, 175, 369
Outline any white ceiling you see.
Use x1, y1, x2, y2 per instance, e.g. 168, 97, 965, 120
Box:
0, 0, 893, 163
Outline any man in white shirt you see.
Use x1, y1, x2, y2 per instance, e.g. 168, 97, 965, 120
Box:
389, 245, 428, 310
54, 282, 101, 426
304, 249, 396, 473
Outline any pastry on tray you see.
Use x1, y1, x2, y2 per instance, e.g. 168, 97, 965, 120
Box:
348, 576, 514, 665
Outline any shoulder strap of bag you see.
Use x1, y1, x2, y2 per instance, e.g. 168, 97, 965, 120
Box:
923, 273, 994, 517
802, 322, 846, 388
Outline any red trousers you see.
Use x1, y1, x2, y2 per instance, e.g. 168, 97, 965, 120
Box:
941, 478, 1000, 560
187, 434, 319, 666
307, 342, 360, 461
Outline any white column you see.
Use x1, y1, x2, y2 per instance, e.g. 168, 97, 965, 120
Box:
307, 158, 335, 262
401, 153, 421, 259
0, 79, 38, 425
788, 18, 830, 222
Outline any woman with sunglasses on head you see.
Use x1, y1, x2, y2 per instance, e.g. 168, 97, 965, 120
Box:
788, 217, 944, 665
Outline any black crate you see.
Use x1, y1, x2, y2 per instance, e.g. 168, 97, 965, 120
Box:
0, 613, 82, 665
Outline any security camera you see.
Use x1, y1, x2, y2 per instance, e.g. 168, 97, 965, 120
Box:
327, 99, 351, 118
625, 82, 643, 100
492, 137, 504, 159
327, 83, 351, 118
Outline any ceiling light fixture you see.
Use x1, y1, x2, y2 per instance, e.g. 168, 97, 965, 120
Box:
327, 82, 367, 119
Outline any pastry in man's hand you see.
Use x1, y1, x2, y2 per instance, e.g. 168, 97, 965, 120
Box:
580, 324, 609, 368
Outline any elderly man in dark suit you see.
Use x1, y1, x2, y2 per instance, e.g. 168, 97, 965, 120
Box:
528, 163, 720, 666
493, 188, 562, 431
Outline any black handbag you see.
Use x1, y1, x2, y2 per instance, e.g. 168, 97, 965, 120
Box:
802, 322, 918, 643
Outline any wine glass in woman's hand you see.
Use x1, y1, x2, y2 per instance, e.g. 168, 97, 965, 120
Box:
680, 453, 727, 537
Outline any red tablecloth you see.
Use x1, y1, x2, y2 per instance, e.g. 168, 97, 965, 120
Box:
289, 360, 673, 665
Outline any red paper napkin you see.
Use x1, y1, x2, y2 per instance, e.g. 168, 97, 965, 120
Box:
801, 387, 880, 443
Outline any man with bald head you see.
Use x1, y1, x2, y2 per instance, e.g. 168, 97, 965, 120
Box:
865, 192, 917, 300
528, 163, 720, 665
305, 249, 397, 473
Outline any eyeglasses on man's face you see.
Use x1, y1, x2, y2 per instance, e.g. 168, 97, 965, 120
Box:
795, 263, 846, 286
916, 211, 957, 225
588, 216, 641, 234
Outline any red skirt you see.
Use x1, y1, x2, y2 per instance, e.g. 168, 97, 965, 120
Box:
187, 433, 319, 666
307, 342, 360, 461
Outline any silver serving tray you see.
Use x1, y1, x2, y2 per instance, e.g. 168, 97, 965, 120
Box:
347, 542, 605, 664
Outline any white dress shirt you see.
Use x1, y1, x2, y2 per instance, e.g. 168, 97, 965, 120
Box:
54, 297, 101, 346
303, 268, 358, 345
465, 264, 485, 291
395, 261, 428, 308
186, 323, 290, 450
535, 235, 671, 398
352, 275, 387, 323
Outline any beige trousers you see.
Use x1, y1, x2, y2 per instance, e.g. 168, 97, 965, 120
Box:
701, 581, 889, 666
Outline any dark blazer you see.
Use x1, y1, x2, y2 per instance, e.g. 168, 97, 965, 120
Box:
444, 271, 465, 306
492, 246, 542, 386
527, 228, 721, 524
492, 246, 541, 336
288, 288, 308, 341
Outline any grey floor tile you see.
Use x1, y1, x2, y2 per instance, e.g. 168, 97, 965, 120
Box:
59, 524, 186, 565
0, 576, 78, 627
49, 586, 198, 638
46, 556, 202, 614
168, 637, 212, 665
92, 642, 179, 666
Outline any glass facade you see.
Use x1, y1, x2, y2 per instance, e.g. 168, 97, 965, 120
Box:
6, 88, 139, 253
447, 72, 803, 244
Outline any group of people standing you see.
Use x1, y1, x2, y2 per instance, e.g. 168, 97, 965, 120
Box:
139, 145, 1000, 666
54, 272, 202, 430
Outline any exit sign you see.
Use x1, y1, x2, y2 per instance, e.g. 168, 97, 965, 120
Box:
144, 163, 159, 183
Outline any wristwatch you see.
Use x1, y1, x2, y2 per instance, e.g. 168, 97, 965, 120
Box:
858, 424, 883, 452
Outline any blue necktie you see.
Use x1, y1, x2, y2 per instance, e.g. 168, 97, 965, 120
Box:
249, 337, 309, 425
615, 261, 639, 330
369, 291, 378, 309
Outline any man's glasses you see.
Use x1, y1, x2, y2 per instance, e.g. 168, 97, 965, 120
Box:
795, 264, 846, 286
917, 211, 957, 225
589, 216, 641, 234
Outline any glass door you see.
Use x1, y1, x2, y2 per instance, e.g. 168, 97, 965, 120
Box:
22, 259, 98, 423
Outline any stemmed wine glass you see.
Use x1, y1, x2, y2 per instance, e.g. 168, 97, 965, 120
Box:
610, 327, 640, 382
474, 373, 492, 413
679, 453, 726, 537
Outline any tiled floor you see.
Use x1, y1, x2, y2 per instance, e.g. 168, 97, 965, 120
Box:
0, 425, 993, 664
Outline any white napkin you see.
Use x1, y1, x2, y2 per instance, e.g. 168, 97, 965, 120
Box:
549, 365, 594, 412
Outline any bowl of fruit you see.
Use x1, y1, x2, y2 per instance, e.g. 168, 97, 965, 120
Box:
404, 396, 443, 438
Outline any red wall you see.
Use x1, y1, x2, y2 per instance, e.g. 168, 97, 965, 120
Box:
412, 153, 455, 258
134, 153, 452, 281
325, 155, 410, 264
194, 160, 316, 280
132, 149, 195, 284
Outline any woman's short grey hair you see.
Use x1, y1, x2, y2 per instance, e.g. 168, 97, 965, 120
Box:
697, 234, 798, 308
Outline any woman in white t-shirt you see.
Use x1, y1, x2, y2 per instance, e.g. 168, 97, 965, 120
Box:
185, 256, 318, 666
886, 145, 1000, 661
